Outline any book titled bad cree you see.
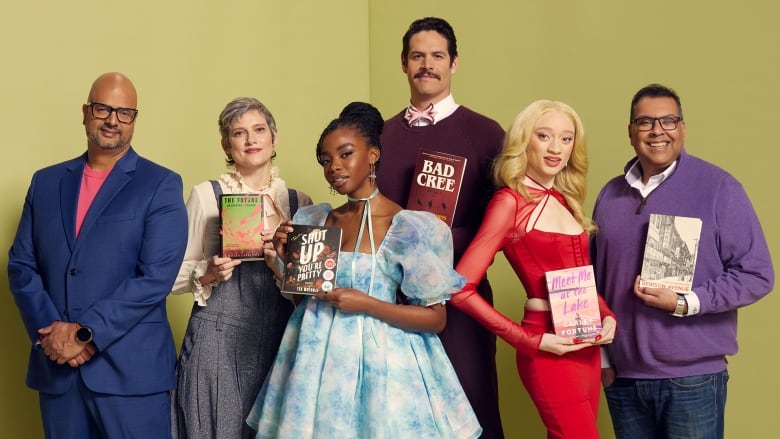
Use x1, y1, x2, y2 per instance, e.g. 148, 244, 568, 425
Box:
639, 214, 702, 292
283, 224, 342, 295
219, 194, 267, 260
545, 265, 602, 340
406, 148, 467, 227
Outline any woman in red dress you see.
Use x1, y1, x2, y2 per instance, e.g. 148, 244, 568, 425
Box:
451, 100, 617, 438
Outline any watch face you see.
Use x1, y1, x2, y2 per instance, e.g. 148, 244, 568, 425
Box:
76, 327, 92, 343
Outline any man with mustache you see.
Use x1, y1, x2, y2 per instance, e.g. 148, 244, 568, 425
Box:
8, 72, 188, 438
376, 17, 506, 438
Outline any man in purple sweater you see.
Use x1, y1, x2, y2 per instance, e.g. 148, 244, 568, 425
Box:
376, 17, 505, 439
591, 83, 774, 439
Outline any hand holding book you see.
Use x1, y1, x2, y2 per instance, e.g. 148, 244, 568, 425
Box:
198, 255, 242, 286
632, 274, 688, 314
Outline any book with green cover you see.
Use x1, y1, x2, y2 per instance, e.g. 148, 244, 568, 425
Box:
219, 193, 266, 260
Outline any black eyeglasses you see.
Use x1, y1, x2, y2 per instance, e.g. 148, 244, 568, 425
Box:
631, 116, 682, 132
87, 102, 138, 124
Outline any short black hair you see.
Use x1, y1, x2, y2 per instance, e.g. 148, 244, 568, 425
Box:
401, 17, 458, 66
630, 83, 684, 121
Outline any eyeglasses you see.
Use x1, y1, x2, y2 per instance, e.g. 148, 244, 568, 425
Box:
87, 102, 138, 124
631, 116, 682, 132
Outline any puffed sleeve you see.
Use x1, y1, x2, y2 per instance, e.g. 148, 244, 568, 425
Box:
380, 210, 465, 306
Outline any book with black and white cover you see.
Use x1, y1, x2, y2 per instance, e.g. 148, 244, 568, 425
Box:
282, 224, 342, 295
639, 214, 702, 292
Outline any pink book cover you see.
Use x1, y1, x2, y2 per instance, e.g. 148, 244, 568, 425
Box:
545, 265, 602, 340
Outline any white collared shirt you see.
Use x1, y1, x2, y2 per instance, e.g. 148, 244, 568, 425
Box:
625, 159, 677, 198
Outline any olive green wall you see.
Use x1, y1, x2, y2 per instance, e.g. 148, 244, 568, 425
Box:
0, 1, 776, 437
367, 2, 779, 437
0, 2, 369, 437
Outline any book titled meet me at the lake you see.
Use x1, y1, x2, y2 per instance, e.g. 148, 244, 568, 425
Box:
219, 194, 267, 260
639, 214, 702, 293
282, 224, 342, 295
406, 148, 467, 227
545, 265, 602, 340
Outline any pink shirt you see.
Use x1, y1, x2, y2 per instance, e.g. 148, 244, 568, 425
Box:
76, 164, 113, 236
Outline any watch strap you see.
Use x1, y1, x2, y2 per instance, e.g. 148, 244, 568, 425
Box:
672, 294, 686, 317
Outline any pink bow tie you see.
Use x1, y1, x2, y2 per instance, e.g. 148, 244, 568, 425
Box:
404, 104, 436, 126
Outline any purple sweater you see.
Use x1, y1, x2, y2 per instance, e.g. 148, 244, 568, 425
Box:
377, 106, 504, 260
591, 149, 774, 379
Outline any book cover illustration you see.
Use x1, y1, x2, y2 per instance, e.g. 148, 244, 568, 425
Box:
639, 214, 702, 292
545, 265, 602, 340
219, 193, 267, 260
282, 224, 342, 295
406, 148, 467, 227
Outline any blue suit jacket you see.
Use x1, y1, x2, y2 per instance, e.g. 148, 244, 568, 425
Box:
8, 147, 188, 396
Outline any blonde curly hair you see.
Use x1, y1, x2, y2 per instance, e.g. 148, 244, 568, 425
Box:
493, 100, 595, 233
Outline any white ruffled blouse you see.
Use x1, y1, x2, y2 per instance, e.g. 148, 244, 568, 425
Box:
171, 165, 308, 306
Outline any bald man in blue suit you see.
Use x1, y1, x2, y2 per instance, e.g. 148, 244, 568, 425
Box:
8, 72, 188, 438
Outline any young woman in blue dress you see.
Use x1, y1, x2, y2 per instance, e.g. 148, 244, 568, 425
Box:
246, 102, 481, 439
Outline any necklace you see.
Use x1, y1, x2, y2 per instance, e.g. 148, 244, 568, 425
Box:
253, 173, 274, 192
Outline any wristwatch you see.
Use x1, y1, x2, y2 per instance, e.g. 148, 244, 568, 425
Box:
672, 294, 686, 317
76, 326, 93, 343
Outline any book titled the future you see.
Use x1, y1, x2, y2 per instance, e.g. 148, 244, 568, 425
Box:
639, 214, 702, 292
545, 265, 602, 340
219, 194, 267, 260
282, 224, 342, 295
406, 148, 467, 227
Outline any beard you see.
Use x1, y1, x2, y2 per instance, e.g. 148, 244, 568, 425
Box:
87, 127, 132, 151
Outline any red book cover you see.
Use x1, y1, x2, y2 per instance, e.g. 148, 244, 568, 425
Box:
282, 224, 342, 295
545, 265, 602, 340
406, 148, 467, 227
639, 214, 702, 293
219, 194, 266, 260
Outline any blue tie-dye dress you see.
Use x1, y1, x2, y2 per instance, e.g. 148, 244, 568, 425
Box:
246, 204, 482, 439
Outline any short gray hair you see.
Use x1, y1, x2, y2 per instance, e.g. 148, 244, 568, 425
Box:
218, 97, 277, 164
218, 97, 277, 142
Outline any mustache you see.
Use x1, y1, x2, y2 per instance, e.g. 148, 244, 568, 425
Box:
99, 121, 119, 130
414, 69, 441, 80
